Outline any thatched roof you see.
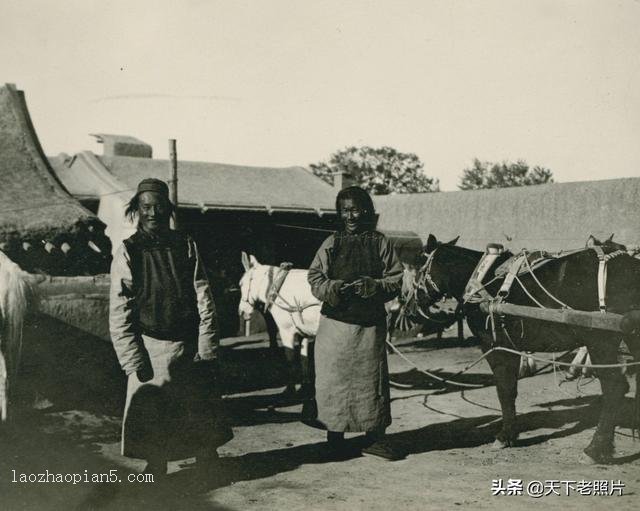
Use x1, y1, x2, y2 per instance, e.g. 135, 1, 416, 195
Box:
51, 150, 337, 215
0, 84, 110, 274
375, 179, 640, 252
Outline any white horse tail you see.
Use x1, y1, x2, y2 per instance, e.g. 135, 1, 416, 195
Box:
0, 251, 34, 422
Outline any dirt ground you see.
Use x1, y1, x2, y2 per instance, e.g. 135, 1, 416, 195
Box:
1, 326, 639, 511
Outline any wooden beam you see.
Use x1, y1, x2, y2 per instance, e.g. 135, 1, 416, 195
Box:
479, 301, 623, 333
168, 139, 179, 229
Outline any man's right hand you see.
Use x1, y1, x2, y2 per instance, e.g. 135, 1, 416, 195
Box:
136, 364, 154, 383
339, 281, 356, 296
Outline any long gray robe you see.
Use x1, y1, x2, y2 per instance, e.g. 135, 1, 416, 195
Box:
308, 233, 402, 432
109, 235, 231, 460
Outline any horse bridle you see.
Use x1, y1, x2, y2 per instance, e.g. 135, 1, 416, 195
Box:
240, 270, 257, 310
397, 247, 455, 325
413, 248, 444, 304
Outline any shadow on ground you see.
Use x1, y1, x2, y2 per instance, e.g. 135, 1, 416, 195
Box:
161, 394, 640, 495
0, 410, 229, 511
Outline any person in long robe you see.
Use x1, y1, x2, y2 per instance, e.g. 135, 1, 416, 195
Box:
307, 186, 403, 461
109, 178, 232, 479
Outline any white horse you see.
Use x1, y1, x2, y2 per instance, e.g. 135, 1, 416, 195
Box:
239, 253, 320, 396
0, 251, 37, 422
238, 253, 406, 397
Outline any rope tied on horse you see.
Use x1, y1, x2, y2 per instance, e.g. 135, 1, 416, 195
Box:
264, 264, 320, 335
391, 241, 640, 390
397, 249, 456, 328
466, 246, 627, 345
387, 337, 640, 391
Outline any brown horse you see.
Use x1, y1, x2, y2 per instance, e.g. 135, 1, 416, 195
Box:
405, 234, 640, 463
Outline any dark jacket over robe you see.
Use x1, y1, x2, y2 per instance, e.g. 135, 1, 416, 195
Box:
308, 230, 402, 432
109, 230, 232, 460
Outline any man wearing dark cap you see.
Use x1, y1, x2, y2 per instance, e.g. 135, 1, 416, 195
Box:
109, 178, 231, 480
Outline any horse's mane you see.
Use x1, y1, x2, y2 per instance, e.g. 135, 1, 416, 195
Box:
434, 243, 489, 264
0, 252, 32, 342
0, 251, 35, 420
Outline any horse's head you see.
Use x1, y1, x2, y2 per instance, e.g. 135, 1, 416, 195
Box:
395, 235, 477, 331
238, 252, 268, 321
586, 234, 627, 253
414, 234, 481, 308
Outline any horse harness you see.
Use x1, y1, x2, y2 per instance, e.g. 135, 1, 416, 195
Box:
408, 243, 629, 345
405, 249, 462, 323
242, 263, 320, 336
464, 245, 627, 313
590, 246, 627, 313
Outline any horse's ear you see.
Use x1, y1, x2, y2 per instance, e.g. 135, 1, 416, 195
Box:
607, 233, 615, 242
249, 255, 260, 267
241, 251, 250, 271
445, 236, 460, 246
586, 235, 597, 247
424, 234, 438, 253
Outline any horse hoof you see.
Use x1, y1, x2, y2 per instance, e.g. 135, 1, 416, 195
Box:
492, 439, 509, 450
578, 452, 598, 465
582, 447, 613, 465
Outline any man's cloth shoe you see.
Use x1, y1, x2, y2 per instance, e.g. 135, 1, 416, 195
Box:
361, 440, 405, 461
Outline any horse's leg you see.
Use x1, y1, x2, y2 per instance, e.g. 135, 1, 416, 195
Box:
486, 345, 520, 448
300, 338, 315, 397
280, 330, 299, 397
263, 310, 279, 352
583, 343, 628, 463
457, 318, 464, 342
385, 311, 395, 354
299, 338, 318, 420
566, 346, 588, 381
624, 335, 640, 436
518, 353, 536, 379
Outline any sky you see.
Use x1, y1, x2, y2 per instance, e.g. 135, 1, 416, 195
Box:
2, 0, 639, 191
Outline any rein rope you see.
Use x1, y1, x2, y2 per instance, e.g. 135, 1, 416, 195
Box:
386, 339, 640, 391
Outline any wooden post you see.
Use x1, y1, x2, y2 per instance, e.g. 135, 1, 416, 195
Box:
479, 302, 624, 333
168, 139, 179, 229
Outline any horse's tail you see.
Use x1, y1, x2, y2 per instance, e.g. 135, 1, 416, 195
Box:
0, 251, 33, 421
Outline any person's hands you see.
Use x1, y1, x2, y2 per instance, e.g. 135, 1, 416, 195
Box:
351, 276, 378, 298
337, 280, 352, 296
136, 363, 154, 383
